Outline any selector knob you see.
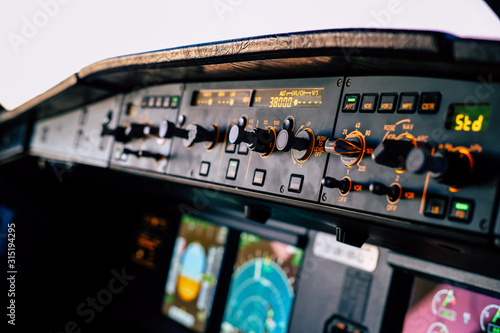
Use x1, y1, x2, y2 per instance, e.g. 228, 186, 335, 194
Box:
321, 177, 351, 194
325, 132, 365, 167
183, 124, 219, 149
371, 139, 416, 170
276, 129, 310, 152
157, 120, 189, 140
101, 122, 150, 143
121, 148, 167, 161
229, 125, 276, 155
406, 147, 473, 186
369, 182, 402, 202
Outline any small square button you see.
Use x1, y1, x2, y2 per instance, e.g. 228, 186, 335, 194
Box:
162, 96, 171, 108
342, 94, 360, 112
148, 96, 156, 108
225, 141, 236, 153
360, 94, 378, 113
378, 94, 398, 113
252, 169, 266, 186
398, 93, 418, 113
141, 96, 149, 108
199, 162, 210, 176
449, 198, 474, 222
170, 96, 180, 108
288, 174, 304, 193
226, 159, 239, 180
424, 196, 447, 218
418, 92, 441, 113
238, 143, 249, 155
155, 97, 163, 108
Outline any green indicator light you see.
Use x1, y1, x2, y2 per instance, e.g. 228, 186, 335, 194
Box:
172, 97, 179, 102
230, 162, 237, 167
455, 202, 469, 210
493, 307, 500, 323
347, 97, 356, 103
493, 327, 500, 333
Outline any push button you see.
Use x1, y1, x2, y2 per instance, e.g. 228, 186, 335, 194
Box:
226, 159, 239, 180
418, 92, 441, 113
162, 96, 171, 108
398, 93, 418, 113
360, 94, 377, 113
378, 94, 397, 113
155, 96, 163, 108
342, 94, 360, 112
141, 96, 149, 108
288, 174, 304, 193
225, 141, 236, 153
252, 169, 266, 186
148, 96, 156, 108
238, 142, 249, 155
199, 162, 210, 176
170, 96, 180, 108
449, 198, 474, 222
424, 196, 447, 218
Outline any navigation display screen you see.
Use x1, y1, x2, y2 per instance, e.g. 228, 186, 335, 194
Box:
162, 215, 228, 332
402, 276, 500, 333
220, 232, 304, 333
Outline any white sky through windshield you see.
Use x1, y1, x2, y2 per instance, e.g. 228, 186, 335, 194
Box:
1, 0, 499, 110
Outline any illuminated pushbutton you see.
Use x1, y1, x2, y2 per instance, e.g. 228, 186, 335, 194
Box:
226, 159, 239, 180
398, 93, 418, 113
449, 199, 474, 222
424, 196, 448, 219
418, 92, 441, 113
342, 94, 360, 113
360, 94, 377, 113
378, 94, 397, 113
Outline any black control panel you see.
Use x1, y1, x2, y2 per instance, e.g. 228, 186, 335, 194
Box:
50, 75, 499, 237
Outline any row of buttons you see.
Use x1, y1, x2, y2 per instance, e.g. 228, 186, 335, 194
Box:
342, 92, 441, 114
141, 96, 180, 109
225, 141, 249, 155
199, 160, 304, 193
424, 196, 474, 222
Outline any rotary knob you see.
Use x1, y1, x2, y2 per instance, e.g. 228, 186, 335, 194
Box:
101, 122, 150, 143
371, 139, 416, 170
183, 123, 219, 149
406, 147, 473, 186
228, 125, 276, 155
325, 131, 365, 167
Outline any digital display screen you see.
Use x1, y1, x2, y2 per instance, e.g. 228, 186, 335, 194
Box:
220, 232, 304, 333
252, 88, 324, 108
192, 90, 252, 107
162, 215, 228, 332
446, 104, 492, 132
402, 276, 500, 333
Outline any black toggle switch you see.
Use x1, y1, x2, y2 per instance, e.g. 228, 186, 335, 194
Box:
322, 177, 351, 194
369, 182, 401, 202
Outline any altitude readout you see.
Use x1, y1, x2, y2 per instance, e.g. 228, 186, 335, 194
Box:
253, 88, 324, 108
192, 90, 252, 107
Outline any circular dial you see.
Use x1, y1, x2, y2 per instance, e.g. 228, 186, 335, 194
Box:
431, 288, 457, 321
480, 304, 500, 332
427, 322, 449, 333
324, 131, 365, 167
